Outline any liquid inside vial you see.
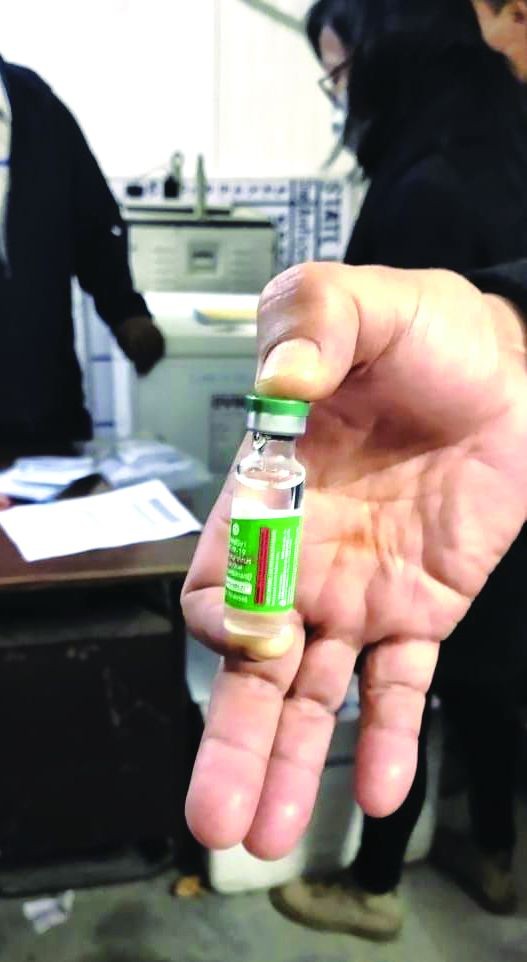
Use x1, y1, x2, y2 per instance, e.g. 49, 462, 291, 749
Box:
224, 433, 305, 659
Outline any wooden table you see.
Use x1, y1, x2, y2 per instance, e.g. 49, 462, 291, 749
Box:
0, 447, 199, 592
0, 527, 199, 592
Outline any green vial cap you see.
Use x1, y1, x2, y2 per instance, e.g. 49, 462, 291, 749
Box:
245, 395, 310, 417
245, 394, 310, 437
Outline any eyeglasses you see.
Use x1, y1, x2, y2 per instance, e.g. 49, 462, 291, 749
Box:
318, 57, 352, 107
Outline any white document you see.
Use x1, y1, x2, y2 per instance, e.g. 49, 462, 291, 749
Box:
0, 469, 61, 502
23, 891, 75, 935
98, 439, 210, 490
0, 456, 97, 503
0, 480, 201, 562
12, 456, 95, 485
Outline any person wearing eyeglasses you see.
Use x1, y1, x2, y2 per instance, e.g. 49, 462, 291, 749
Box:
257, 0, 527, 941
307, 0, 351, 111
310, 0, 527, 112
306, 0, 353, 154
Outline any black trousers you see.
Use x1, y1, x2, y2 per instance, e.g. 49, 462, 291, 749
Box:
349, 687, 520, 895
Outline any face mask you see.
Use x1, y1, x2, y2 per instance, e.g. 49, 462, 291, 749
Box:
334, 89, 348, 112
331, 92, 348, 139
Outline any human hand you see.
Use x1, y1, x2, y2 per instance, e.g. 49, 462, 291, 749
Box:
115, 315, 165, 375
182, 263, 527, 859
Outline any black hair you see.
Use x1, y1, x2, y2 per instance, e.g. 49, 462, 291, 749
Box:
305, 0, 353, 58
306, 0, 524, 175
306, 0, 484, 59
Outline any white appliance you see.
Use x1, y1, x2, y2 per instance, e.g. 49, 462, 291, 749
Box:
117, 293, 259, 522
123, 204, 276, 295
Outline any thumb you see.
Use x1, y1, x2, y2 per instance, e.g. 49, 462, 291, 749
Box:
256, 337, 325, 400
255, 262, 420, 401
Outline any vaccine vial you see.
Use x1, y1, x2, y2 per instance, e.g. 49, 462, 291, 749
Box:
224, 394, 310, 659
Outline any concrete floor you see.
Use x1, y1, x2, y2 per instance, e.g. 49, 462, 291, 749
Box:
0, 806, 525, 962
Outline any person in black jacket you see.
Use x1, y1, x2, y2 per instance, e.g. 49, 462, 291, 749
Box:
0, 58, 165, 449
265, 0, 527, 939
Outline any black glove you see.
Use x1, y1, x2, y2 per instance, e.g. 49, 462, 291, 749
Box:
115, 315, 165, 375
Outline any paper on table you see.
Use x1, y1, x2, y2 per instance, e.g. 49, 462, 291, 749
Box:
0, 480, 201, 562
98, 439, 210, 491
13, 456, 95, 485
0, 469, 62, 502
0, 456, 98, 503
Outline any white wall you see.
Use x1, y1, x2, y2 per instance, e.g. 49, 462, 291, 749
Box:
215, 0, 335, 176
1, 0, 218, 178
1, 0, 337, 179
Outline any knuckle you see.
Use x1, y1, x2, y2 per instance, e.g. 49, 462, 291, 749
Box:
259, 263, 327, 320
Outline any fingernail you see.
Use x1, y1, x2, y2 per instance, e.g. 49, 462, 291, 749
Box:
257, 338, 321, 386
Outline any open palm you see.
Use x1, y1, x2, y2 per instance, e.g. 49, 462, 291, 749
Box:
182, 264, 527, 860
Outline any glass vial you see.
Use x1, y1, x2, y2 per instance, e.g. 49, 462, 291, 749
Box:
224, 394, 310, 659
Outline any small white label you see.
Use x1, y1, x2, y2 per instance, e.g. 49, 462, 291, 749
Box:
231, 497, 303, 520
225, 577, 252, 595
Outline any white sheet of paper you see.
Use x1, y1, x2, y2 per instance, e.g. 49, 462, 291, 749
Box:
23, 891, 75, 935
0, 469, 61, 502
0, 480, 201, 562
12, 456, 95, 485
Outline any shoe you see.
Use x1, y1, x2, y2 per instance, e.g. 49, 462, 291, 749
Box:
431, 827, 518, 915
270, 873, 403, 941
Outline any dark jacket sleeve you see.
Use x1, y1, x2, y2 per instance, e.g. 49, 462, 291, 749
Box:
356, 165, 481, 272
469, 261, 527, 320
62, 104, 150, 330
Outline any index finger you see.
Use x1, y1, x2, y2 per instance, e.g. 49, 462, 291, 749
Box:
185, 629, 358, 856
185, 630, 305, 850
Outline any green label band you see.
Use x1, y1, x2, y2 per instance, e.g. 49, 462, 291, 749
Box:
225, 514, 302, 614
